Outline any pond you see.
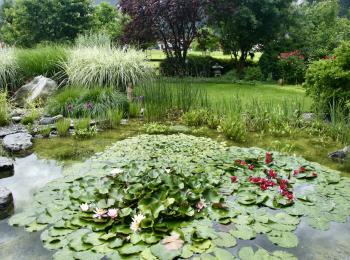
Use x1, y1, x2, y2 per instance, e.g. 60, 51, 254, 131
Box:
1, 131, 350, 259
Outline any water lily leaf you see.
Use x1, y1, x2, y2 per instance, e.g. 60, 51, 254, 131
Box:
230, 225, 256, 240
83, 232, 104, 246
267, 231, 298, 248
238, 247, 255, 260
150, 243, 181, 260
272, 251, 297, 260
108, 238, 124, 249
214, 248, 236, 259
99, 233, 116, 241
74, 250, 104, 260
212, 232, 237, 248
305, 217, 330, 231
190, 240, 213, 254
69, 239, 93, 252
53, 248, 75, 260
9, 212, 36, 227
25, 221, 47, 232
119, 243, 147, 255
181, 244, 194, 259
140, 248, 157, 260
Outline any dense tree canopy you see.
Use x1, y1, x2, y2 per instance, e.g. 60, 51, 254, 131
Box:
206, 0, 293, 68
0, 0, 92, 47
120, 0, 205, 61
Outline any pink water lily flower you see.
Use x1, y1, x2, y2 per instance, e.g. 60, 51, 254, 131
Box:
107, 208, 118, 219
196, 199, 207, 212
93, 208, 107, 219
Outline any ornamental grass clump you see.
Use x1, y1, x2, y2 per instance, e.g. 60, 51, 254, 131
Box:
0, 48, 18, 90
56, 118, 71, 137
62, 46, 154, 90
0, 92, 9, 126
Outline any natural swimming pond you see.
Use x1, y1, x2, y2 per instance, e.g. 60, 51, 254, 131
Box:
1, 133, 350, 259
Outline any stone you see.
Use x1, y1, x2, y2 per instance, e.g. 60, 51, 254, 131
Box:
302, 113, 316, 122
38, 115, 63, 125
328, 146, 350, 161
12, 76, 58, 107
2, 133, 33, 152
11, 116, 22, 123
0, 124, 27, 138
0, 186, 14, 220
0, 157, 14, 179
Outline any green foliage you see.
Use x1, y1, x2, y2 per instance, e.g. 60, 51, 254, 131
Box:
73, 118, 96, 140
39, 126, 52, 138
46, 86, 129, 119
304, 41, 350, 115
55, 118, 71, 137
128, 102, 141, 118
219, 114, 247, 142
0, 48, 18, 90
101, 109, 123, 129
0, 91, 9, 126
160, 56, 233, 77
143, 123, 170, 134
276, 55, 306, 84
243, 66, 264, 81
21, 103, 40, 125
182, 109, 209, 127
75, 32, 112, 49
9, 134, 350, 258
92, 3, 128, 42
62, 46, 154, 90
16, 45, 67, 81
0, 0, 93, 47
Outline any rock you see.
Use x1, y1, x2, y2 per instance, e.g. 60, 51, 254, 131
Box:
0, 186, 14, 220
0, 124, 27, 138
328, 146, 350, 161
39, 115, 63, 125
0, 157, 14, 179
12, 76, 58, 107
11, 116, 22, 123
302, 113, 316, 122
121, 119, 128, 125
2, 133, 33, 152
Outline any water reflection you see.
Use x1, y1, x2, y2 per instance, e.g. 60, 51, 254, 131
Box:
0, 154, 62, 260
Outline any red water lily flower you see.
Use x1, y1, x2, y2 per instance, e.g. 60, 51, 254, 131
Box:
312, 172, 318, 177
260, 184, 268, 190
268, 169, 277, 179
286, 192, 294, 201
265, 152, 273, 164
231, 176, 237, 183
279, 179, 289, 191
234, 160, 247, 166
293, 170, 299, 176
248, 164, 255, 171
299, 167, 306, 173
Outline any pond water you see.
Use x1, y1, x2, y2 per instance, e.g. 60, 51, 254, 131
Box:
1, 133, 350, 259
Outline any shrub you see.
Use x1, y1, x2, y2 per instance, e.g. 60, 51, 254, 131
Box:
46, 86, 129, 118
304, 41, 350, 115
62, 46, 154, 90
159, 56, 234, 77
276, 52, 306, 84
182, 109, 209, 127
0, 92, 9, 126
243, 66, 264, 81
0, 48, 18, 90
218, 114, 247, 142
56, 118, 71, 137
143, 122, 170, 134
16, 45, 67, 82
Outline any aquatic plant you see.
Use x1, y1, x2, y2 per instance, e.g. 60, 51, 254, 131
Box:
9, 135, 350, 259
55, 118, 71, 137
100, 109, 123, 129
143, 122, 170, 134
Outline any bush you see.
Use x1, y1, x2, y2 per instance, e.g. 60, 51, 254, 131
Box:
56, 118, 71, 137
159, 56, 234, 77
63, 46, 153, 90
243, 66, 264, 81
0, 92, 9, 126
276, 53, 306, 84
182, 109, 209, 127
46, 86, 129, 119
218, 114, 247, 142
0, 48, 19, 90
16, 45, 67, 82
304, 41, 350, 115
143, 122, 170, 134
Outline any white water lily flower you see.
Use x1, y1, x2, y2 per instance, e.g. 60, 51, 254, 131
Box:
110, 168, 124, 176
130, 213, 146, 233
93, 208, 107, 219
80, 203, 89, 212
162, 233, 184, 251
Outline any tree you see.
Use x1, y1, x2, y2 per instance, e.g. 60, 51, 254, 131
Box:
206, 0, 293, 68
0, 0, 93, 47
192, 26, 220, 53
120, 0, 205, 62
92, 2, 128, 43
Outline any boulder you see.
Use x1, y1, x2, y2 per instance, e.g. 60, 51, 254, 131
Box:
0, 186, 14, 220
328, 146, 350, 161
12, 76, 58, 107
11, 116, 22, 124
2, 133, 33, 152
39, 115, 63, 125
302, 113, 316, 122
0, 124, 27, 138
0, 157, 14, 179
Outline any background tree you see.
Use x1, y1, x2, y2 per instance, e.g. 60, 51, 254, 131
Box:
120, 0, 205, 62
192, 26, 220, 54
92, 2, 128, 43
0, 0, 93, 47
206, 0, 293, 68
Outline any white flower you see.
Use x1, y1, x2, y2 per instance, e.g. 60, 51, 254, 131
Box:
93, 208, 107, 219
80, 203, 89, 212
130, 213, 146, 233
110, 168, 124, 176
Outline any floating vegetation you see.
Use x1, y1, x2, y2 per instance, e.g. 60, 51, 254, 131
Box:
10, 134, 350, 259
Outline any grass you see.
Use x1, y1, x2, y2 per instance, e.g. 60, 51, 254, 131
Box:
0, 48, 18, 90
